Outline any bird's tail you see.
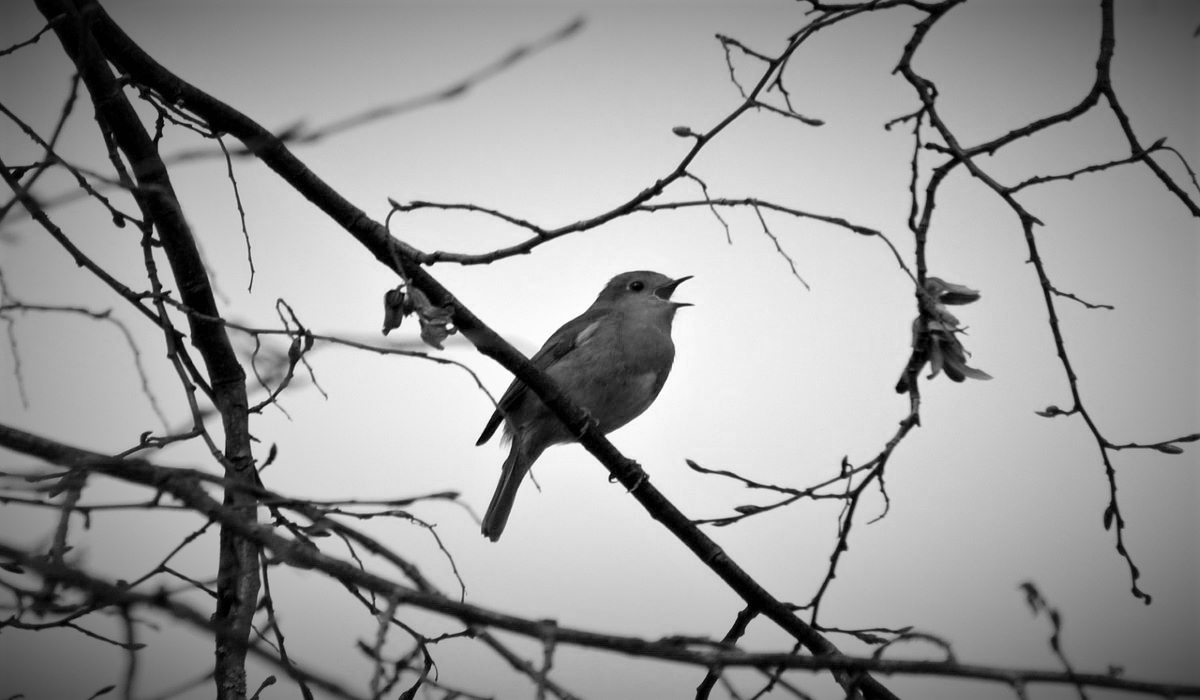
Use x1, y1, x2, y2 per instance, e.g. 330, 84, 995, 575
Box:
482, 443, 538, 542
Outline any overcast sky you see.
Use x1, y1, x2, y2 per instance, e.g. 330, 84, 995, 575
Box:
1, 1, 1197, 699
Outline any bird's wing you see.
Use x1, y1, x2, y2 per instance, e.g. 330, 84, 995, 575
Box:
475, 311, 604, 445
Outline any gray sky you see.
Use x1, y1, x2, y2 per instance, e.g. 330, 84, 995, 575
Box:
1, 1, 1197, 699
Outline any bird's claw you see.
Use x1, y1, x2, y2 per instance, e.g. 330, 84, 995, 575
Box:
609, 464, 646, 493
575, 408, 598, 440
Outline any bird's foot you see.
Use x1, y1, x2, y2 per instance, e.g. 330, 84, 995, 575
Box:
608, 463, 646, 493
574, 408, 598, 440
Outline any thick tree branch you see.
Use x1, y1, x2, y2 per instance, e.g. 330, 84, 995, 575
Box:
59, 2, 901, 696
3, 423, 1198, 699
33, 1, 262, 696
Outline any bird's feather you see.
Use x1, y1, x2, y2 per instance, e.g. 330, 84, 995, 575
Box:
475, 313, 604, 445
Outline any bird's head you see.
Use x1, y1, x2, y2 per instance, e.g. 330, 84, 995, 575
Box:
595, 271, 692, 311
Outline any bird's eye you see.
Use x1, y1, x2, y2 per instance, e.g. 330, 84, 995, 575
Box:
628, 280, 645, 292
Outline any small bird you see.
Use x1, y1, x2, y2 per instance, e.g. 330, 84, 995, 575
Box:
476, 271, 691, 541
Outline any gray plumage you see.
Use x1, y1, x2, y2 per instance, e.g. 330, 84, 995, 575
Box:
477, 271, 691, 541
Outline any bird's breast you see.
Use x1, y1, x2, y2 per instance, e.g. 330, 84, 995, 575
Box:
546, 322, 675, 434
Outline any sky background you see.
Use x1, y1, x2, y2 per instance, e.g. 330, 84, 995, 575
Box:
0, 1, 1197, 699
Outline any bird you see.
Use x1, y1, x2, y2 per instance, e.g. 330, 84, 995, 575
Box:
476, 271, 691, 541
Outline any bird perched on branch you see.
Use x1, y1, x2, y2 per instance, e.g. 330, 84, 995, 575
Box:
476, 271, 692, 541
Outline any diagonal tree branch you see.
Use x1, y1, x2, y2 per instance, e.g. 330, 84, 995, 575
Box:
66, 1, 899, 697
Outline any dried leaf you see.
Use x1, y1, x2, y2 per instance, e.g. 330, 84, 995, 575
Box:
381, 286, 407, 335
418, 309, 455, 350
927, 277, 981, 305
896, 276, 990, 392
405, 286, 457, 350
381, 284, 457, 349
926, 341, 945, 380
958, 365, 992, 381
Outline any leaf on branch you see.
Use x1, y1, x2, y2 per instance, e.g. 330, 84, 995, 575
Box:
1036, 405, 1065, 417
380, 284, 458, 350
930, 278, 981, 305
381, 286, 407, 334
1103, 503, 1115, 531
734, 504, 766, 515
417, 304, 455, 351
0, 561, 25, 573
1153, 443, 1184, 454
895, 276, 991, 393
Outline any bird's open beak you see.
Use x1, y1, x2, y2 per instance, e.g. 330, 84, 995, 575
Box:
654, 275, 693, 306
